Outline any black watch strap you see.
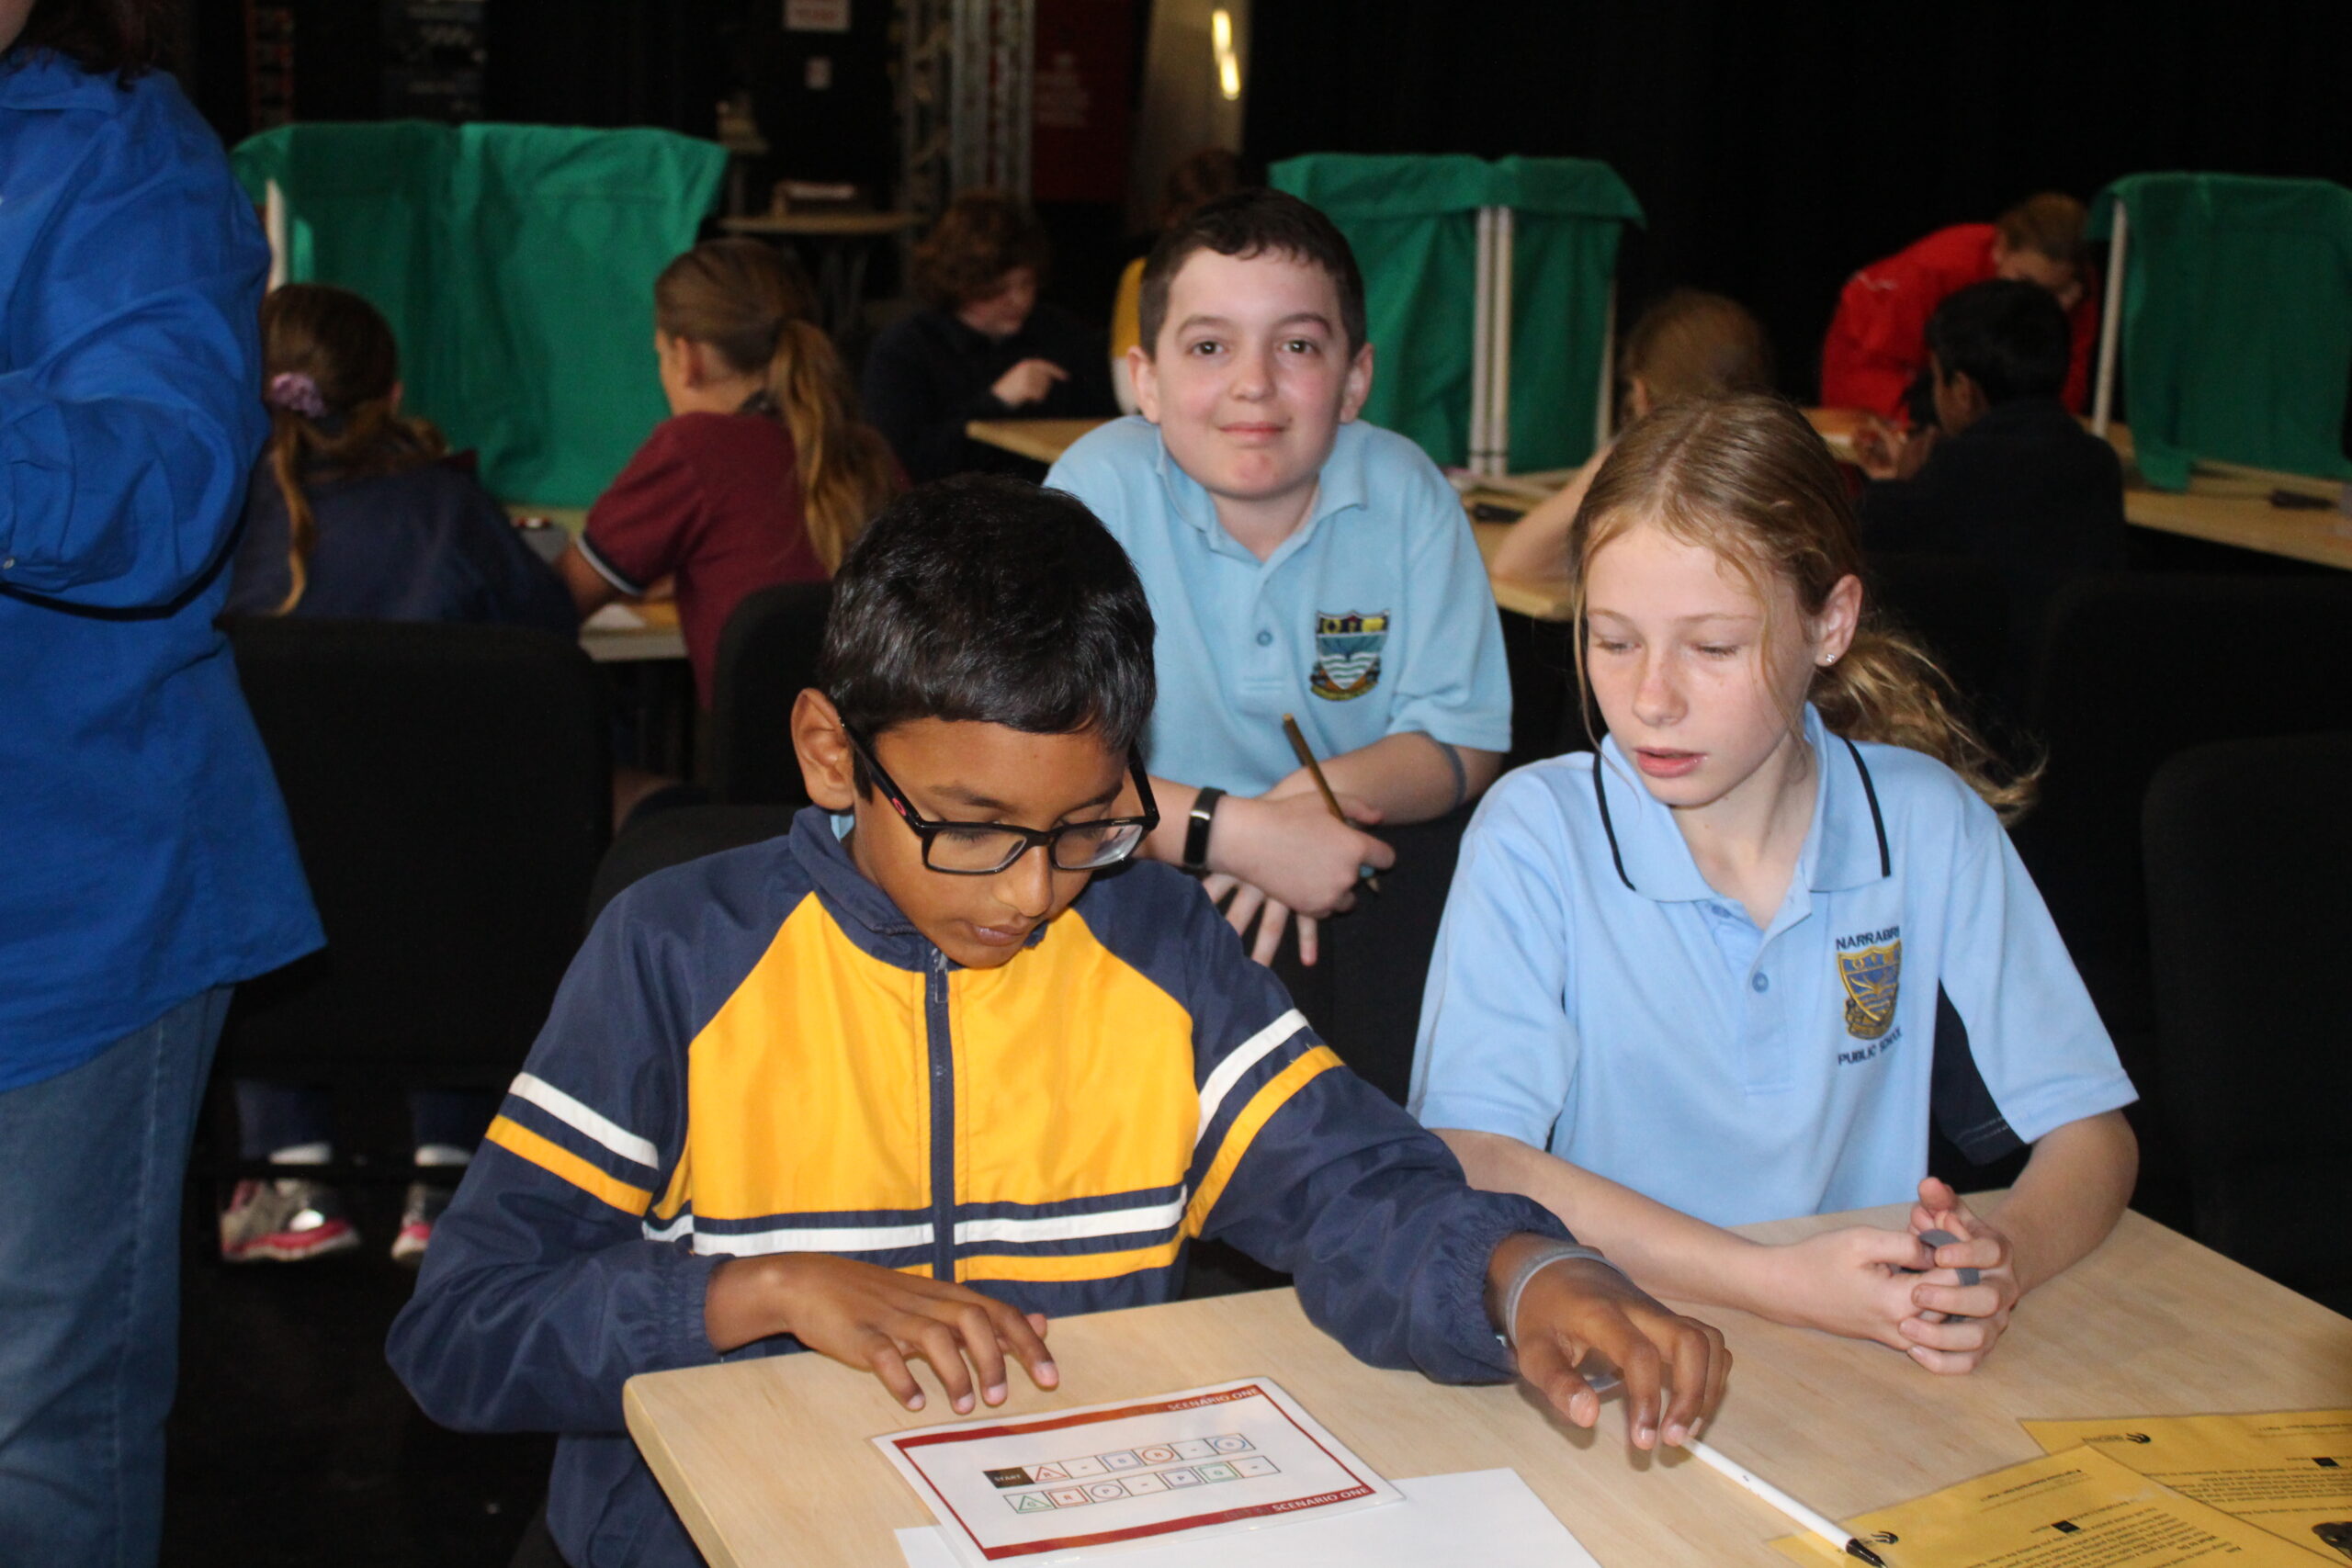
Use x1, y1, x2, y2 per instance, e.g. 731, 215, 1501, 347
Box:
1182, 786, 1225, 873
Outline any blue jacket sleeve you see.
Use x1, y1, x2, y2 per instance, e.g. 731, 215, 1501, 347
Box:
0, 89, 270, 609
386, 890, 722, 1434
1172, 886, 1570, 1386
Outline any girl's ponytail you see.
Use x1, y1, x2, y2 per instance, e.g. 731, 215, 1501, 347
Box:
765, 316, 899, 570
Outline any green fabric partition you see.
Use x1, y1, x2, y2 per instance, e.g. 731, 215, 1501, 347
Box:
1271, 153, 1642, 471
2088, 173, 2352, 491
232, 123, 726, 505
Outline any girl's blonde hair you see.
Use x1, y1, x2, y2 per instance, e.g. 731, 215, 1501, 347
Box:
1620, 289, 1775, 408
1570, 394, 2035, 819
653, 238, 899, 571
259, 284, 447, 615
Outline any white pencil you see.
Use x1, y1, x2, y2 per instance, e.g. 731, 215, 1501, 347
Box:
1683, 1438, 1886, 1565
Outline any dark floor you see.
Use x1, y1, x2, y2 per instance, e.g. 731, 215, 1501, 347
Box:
164, 1175, 551, 1567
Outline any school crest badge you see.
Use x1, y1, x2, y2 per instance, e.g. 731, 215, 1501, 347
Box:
1838, 940, 1902, 1040
1309, 609, 1387, 701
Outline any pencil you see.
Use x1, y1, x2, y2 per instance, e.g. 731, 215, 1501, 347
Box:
1280, 713, 1382, 894
1683, 1439, 1886, 1566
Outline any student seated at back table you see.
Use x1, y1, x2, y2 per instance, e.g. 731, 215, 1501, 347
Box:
1821, 192, 2098, 423
1412, 396, 2138, 1376
388, 476, 1730, 1568
1851, 278, 2128, 705
1490, 288, 1775, 581
220, 282, 573, 1267
860, 190, 1116, 483
558, 238, 899, 707
1046, 187, 1512, 967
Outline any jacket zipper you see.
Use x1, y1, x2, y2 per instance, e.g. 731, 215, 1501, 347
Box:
924, 946, 956, 1282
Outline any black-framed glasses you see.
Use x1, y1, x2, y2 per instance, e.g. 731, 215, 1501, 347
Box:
842, 724, 1160, 874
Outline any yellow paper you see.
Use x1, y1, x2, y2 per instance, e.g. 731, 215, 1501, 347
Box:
1768, 1445, 2324, 1567
2022, 1411, 2352, 1562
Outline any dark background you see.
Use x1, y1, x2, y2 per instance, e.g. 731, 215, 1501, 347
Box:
183, 0, 2352, 397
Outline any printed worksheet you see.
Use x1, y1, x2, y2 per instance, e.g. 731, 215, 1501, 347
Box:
2023, 1411, 2352, 1562
874, 1379, 1399, 1564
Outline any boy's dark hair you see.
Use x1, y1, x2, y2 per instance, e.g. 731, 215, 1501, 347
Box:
1136, 187, 1366, 358
911, 191, 1053, 310
6, 0, 175, 78
819, 475, 1157, 763
1926, 279, 2071, 405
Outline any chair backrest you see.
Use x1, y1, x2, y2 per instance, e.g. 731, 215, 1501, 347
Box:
222, 618, 611, 1083
586, 804, 805, 930
2143, 734, 2352, 1309
708, 581, 833, 807
1864, 551, 2014, 725
2013, 572, 2352, 1051
2089, 173, 2352, 490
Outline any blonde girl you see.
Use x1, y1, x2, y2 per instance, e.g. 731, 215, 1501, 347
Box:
1411, 394, 2137, 1373
561, 238, 899, 703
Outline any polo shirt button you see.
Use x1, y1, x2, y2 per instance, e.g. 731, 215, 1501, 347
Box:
1751, 973, 1770, 993
1255, 629, 1273, 647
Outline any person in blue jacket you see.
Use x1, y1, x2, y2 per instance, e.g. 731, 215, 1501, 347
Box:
1410, 395, 2138, 1377
388, 475, 1729, 1568
0, 3, 323, 1562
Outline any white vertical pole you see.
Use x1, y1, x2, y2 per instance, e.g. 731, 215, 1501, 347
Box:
1489, 207, 1514, 478
265, 179, 288, 291
1471, 206, 1494, 474
1593, 276, 1617, 450
2092, 200, 2128, 439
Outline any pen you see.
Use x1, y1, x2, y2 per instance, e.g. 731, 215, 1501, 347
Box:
1684, 1439, 1886, 1566
1280, 713, 1381, 894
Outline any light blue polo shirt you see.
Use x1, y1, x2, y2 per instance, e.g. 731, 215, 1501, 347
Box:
1408, 707, 2136, 1226
1045, 416, 1510, 792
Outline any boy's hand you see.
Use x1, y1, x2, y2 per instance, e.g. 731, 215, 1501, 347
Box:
1761, 1224, 1940, 1348
1849, 416, 1905, 479
1497, 1238, 1730, 1450
707, 1254, 1057, 1414
991, 357, 1069, 408
1899, 1178, 2019, 1374
1205, 793, 1394, 963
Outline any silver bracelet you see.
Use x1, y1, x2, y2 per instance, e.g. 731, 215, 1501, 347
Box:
1499, 1240, 1623, 1352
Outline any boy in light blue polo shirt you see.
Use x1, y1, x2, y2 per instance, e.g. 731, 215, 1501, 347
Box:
1046, 188, 1510, 966
1411, 394, 2139, 1378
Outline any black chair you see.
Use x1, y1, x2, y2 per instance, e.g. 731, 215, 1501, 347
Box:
2143, 735, 2352, 1314
219, 619, 611, 1134
2009, 572, 2352, 1219
586, 803, 804, 928
708, 581, 831, 807
1864, 551, 2012, 728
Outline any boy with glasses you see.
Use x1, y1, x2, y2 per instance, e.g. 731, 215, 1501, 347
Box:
390, 475, 1727, 1568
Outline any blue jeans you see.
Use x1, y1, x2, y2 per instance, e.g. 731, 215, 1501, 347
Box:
0, 987, 227, 1568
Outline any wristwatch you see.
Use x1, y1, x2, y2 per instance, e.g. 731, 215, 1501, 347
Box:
1182, 786, 1225, 873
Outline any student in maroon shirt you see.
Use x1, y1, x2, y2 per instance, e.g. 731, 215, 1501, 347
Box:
559, 239, 899, 703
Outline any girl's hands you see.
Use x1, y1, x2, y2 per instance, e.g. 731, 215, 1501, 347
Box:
1898, 1178, 2020, 1373
707, 1254, 1057, 1414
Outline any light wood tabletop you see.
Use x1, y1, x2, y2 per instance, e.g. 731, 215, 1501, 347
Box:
964, 416, 1114, 466
623, 1203, 2352, 1568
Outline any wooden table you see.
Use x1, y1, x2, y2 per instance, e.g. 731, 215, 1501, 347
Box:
965, 416, 1113, 466
624, 1203, 2352, 1568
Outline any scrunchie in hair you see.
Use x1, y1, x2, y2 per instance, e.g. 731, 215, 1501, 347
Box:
266, 371, 328, 420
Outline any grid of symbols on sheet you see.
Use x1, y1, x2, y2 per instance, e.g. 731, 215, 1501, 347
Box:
983, 1434, 1279, 1513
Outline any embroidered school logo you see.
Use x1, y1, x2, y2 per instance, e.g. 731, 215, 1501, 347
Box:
1308, 610, 1387, 701
1837, 938, 1902, 1040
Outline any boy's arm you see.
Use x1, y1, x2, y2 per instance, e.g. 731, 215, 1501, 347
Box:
1265, 731, 1501, 825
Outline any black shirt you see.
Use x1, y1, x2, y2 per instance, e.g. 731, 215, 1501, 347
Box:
859, 301, 1114, 484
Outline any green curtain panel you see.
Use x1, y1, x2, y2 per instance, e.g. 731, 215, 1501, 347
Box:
2089, 173, 2352, 491
1271, 153, 1642, 471
233, 123, 726, 505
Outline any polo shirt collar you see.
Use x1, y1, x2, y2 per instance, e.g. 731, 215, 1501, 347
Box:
1590, 705, 1891, 904
1148, 421, 1368, 560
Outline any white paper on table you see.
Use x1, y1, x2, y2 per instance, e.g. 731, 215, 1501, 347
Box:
582, 604, 646, 631
895, 1470, 1600, 1567
875, 1379, 1399, 1566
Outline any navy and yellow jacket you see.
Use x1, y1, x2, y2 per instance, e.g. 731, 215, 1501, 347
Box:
389, 807, 1567, 1568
